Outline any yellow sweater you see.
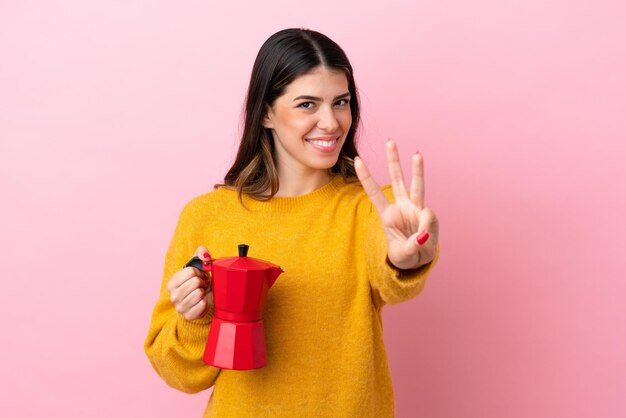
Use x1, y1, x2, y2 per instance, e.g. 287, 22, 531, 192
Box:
145, 176, 439, 417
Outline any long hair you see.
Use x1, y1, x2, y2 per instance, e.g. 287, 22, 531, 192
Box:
221, 28, 360, 201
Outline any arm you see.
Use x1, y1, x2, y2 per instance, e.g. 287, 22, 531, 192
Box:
144, 203, 220, 393
355, 140, 441, 306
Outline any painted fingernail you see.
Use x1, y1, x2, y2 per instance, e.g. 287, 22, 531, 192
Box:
202, 260, 210, 266
416, 231, 430, 245
203, 252, 210, 259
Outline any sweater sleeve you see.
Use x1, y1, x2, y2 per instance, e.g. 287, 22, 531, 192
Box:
144, 201, 220, 393
364, 186, 440, 307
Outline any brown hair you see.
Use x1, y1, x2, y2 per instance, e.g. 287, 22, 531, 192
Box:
220, 28, 360, 201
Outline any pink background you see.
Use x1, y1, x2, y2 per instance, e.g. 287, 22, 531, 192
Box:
1, 1, 625, 417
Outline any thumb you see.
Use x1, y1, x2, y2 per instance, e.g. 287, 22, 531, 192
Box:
190, 245, 213, 275
194, 245, 212, 261
402, 211, 433, 268
400, 230, 429, 261
405, 210, 437, 267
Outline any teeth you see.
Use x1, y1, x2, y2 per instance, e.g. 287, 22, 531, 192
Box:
309, 139, 337, 147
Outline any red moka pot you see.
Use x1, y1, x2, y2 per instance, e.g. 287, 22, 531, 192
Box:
201, 244, 282, 370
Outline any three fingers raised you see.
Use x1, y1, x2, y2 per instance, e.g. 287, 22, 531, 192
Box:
355, 140, 426, 214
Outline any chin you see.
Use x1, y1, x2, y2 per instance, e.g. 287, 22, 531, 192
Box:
310, 155, 341, 170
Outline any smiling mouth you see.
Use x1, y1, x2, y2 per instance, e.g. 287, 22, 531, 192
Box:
306, 138, 338, 147
305, 137, 340, 153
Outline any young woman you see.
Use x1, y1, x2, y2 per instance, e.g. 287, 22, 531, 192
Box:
145, 28, 440, 417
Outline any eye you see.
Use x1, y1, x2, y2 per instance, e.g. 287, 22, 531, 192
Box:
335, 98, 350, 107
297, 102, 315, 109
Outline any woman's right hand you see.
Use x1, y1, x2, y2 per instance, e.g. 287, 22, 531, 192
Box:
166, 246, 213, 321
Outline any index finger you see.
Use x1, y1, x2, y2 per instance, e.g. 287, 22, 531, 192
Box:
167, 266, 203, 292
354, 156, 390, 214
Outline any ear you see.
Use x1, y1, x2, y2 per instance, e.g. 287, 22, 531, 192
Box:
262, 105, 274, 129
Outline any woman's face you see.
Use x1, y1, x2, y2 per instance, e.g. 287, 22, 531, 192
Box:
263, 66, 352, 176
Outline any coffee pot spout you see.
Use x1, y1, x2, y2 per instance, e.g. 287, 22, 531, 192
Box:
267, 266, 283, 288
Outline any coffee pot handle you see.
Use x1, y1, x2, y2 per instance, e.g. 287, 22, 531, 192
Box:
184, 256, 205, 271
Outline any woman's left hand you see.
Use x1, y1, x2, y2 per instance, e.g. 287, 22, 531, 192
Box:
355, 140, 439, 270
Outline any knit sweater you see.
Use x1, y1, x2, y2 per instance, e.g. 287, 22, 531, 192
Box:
144, 175, 439, 417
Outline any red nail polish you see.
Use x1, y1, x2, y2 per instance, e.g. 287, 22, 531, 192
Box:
203, 252, 210, 259
203, 260, 210, 266
416, 232, 429, 245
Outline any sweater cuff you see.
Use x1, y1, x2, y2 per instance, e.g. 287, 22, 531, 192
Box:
385, 244, 440, 282
173, 304, 214, 351
176, 303, 214, 326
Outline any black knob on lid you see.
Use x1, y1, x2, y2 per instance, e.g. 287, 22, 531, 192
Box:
238, 244, 249, 257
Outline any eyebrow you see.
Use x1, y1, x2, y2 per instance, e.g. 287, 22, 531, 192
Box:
292, 92, 351, 102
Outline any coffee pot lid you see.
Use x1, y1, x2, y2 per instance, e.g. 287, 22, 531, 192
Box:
212, 244, 281, 271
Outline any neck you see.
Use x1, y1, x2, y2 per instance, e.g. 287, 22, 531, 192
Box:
275, 167, 333, 197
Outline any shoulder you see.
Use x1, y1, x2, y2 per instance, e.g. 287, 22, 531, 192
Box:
332, 177, 366, 205
178, 187, 238, 220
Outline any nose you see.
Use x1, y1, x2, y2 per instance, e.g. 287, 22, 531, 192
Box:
316, 105, 339, 132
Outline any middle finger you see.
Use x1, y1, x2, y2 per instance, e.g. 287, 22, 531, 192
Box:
386, 140, 409, 201
174, 275, 207, 303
